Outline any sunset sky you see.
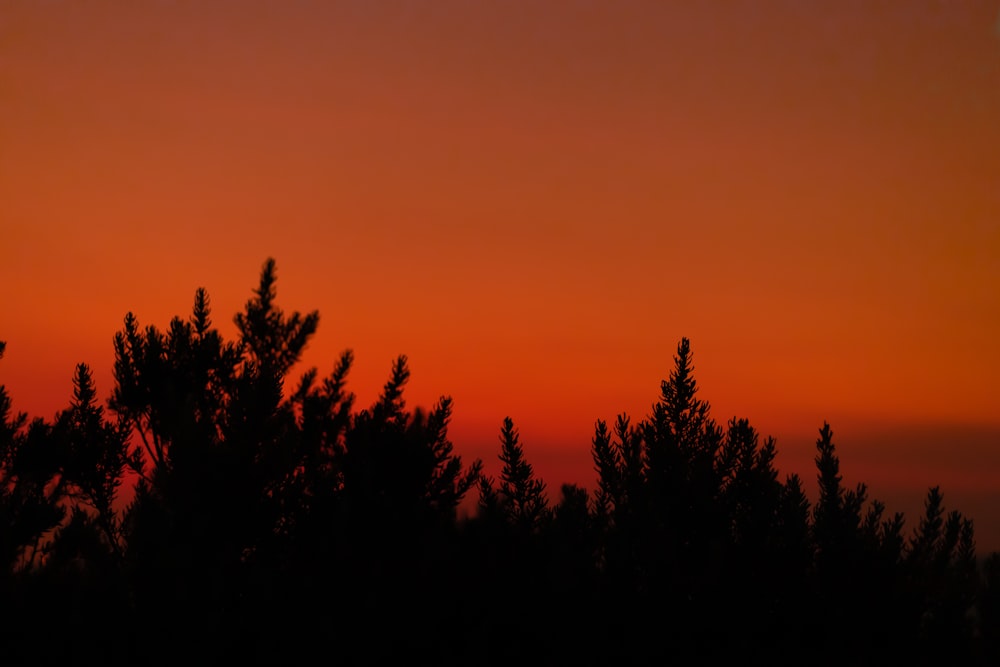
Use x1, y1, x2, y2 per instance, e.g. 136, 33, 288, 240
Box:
3, 2, 999, 547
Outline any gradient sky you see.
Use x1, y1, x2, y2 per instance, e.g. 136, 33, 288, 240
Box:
3, 2, 999, 547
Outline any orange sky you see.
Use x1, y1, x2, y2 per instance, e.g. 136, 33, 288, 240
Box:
3, 2, 1000, 547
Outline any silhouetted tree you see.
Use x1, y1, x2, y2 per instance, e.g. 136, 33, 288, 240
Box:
340, 356, 481, 530
720, 417, 782, 552
54, 363, 129, 557
905, 487, 979, 660
478, 416, 548, 531
3, 267, 996, 665
234, 258, 319, 379
107, 260, 330, 661
0, 341, 64, 575
592, 414, 644, 531
635, 337, 728, 649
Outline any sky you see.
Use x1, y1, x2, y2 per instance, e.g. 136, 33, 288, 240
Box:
2, 2, 999, 547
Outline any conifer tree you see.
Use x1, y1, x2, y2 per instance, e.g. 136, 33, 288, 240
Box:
910, 486, 945, 568
234, 258, 319, 379
905, 488, 979, 655
591, 418, 620, 527
3, 285, 996, 664
814, 422, 842, 539
285, 348, 355, 533
550, 482, 595, 594
0, 341, 66, 573
639, 338, 726, 610
108, 260, 326, 646
721, 417, 781, 550
642, 338, 724, 519
54, 363, 129, 557
480, 417, 548, 531
777, 473, 812, 570
342, 356, 481, 528
591, 413, 645, 530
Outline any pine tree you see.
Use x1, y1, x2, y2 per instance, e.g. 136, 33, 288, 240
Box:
644, 338, 720, 493
107, 260, 328, 657
342, 356, 481, 528
233, 258, 319, 379
0, 341, 65, 573
483, 416, 548, 531
642, 338, 724, 527
55, 363, 130, 557
777, 473, 812, 570
813, 422, 843, 550
721, 418, 781, 551
638, 338, 726, 617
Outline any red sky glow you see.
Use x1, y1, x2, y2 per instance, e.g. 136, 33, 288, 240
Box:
2, 1, 999, 547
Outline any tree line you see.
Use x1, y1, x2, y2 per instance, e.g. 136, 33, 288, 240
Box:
2, 258, 998, 665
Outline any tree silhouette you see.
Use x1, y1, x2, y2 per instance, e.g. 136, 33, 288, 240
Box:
341, 356, 480, 528
54, 363, 129, 557
1, 265, 997, 664
906, 487, 979, 659
0, 341, 65, 575
234, 258, 319, 377
478, 416, 548, 531
591, 413, 644, 532
465, 417, 560, 664
105, 260, 334, 660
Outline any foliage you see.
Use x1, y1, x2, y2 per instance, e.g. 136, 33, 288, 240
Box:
0, 341, 64, 573
0, 263, 995, 664
478, 416, 548, 531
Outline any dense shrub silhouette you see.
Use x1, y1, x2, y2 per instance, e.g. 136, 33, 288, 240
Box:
0, 259, 995, 665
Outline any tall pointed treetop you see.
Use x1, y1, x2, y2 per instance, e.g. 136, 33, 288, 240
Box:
234, 258, 320, 377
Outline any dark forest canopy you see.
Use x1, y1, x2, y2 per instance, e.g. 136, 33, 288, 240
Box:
1, 258, 999, 665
